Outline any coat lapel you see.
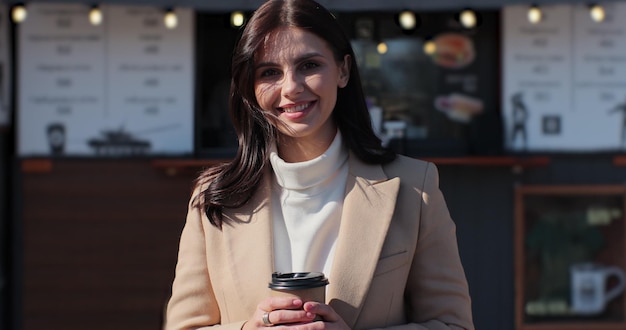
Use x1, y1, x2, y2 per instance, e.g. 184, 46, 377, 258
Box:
328, 155, 400, 328
222, 171, 275, 313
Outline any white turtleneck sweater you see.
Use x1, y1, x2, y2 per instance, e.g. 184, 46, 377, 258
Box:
269, 132, 349, 276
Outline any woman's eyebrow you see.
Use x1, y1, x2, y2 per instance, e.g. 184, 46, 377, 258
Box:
293, 52, 324, 63
255, 52, 324, 70
255, 61, 278, 70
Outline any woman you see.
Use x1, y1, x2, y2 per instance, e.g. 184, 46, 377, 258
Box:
165, 0, 474, 329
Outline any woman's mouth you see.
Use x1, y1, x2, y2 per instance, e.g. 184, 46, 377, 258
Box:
278, 101, 315, 113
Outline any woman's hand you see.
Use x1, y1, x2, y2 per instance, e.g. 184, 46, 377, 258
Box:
243, 297, 350, 330
300, 302, 351, 330
243, 297, 316, 330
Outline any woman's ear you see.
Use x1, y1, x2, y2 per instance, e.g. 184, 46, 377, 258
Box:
338, 54, 351, 88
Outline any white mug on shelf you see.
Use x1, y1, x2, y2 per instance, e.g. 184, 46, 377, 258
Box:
570, 263, 626, 315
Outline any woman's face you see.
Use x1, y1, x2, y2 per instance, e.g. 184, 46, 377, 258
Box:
254, 27, 350, 151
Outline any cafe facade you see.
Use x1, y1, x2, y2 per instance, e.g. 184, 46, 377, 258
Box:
2, 0, 626, 329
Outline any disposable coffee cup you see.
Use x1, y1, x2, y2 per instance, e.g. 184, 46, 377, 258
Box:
269, 272, 329, 303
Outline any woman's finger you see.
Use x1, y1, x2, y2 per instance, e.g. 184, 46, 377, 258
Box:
245, 297, 316, 329
259, 297, 304, 312
302, 302, 350, 330
266, 308, 317, 325
303, 302, 337, 321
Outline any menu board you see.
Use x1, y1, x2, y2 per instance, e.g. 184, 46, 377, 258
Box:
572, 3, 626, 151
17, 3, 194, 156
105, 5, 193, 156
502, 4, 626, 152
0, 4, 10, 126
18, 3, 106, 155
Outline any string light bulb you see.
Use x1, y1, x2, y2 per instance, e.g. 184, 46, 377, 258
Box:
527, 5, 542, 24
589, 4, 606, 22
459, 9, 477, 29
11, 3, 27, 23
423, 40, 436, 55
398, 11, 416, 30
89, 5, 103, 26
377, 42, 388, 55
231, 11, 245, 27
164, 8, 178, 29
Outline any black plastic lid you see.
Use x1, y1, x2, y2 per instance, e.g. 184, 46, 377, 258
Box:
268, 272, 329, 290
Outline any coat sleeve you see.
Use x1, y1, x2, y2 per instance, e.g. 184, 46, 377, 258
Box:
384, 162, 474, 330
163, 191, 247, 330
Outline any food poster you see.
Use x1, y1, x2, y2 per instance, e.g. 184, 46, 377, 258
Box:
429, 11, 501, 155
0, 4, 10, 126
17, 3, 194, 156
351, 11, 500, 156
502, 3, 626, 152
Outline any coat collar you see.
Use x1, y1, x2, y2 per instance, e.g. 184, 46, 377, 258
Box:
327, 154, 400, 327
221, 169, 274, 314
222, 154, 400, 327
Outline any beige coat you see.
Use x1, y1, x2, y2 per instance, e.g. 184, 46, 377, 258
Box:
165, 154, 474, 330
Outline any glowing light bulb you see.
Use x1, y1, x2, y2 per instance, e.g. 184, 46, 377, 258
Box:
398, 11, 416, 30
423, 40, 436, 55
231, 11, 245, 27
12, 4, 27, 23
528, 6, 542, 24
459, 9, 476, 29
164, 9, 178, 29
590, 5, 605, 22
89, 6, 103, 26
377, 42, 388, 55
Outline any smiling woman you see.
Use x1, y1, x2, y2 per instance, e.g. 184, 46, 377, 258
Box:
253, 27, 350, 162
164, 1, 474, 329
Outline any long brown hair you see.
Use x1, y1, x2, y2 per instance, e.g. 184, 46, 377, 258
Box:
195, 0, 395, 228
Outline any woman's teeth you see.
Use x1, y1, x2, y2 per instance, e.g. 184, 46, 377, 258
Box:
282, 103, 310, 113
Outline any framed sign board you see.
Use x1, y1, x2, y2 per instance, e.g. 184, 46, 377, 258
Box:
503, 3, 626, 152
515, 185, 626, 330
17, 3, 194, 156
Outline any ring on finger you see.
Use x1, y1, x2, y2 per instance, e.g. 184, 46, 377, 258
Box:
262, 311, 274, 326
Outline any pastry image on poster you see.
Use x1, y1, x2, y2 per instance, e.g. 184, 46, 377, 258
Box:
434, 93, 483, 123
430, 33, 476, 69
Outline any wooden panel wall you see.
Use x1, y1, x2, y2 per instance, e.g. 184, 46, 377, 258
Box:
19, 160, 195, 330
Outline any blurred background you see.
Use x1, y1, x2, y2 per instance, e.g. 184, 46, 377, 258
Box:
2, 0, 626, 329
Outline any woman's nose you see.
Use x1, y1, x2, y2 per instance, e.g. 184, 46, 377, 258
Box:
281, 71, 304, 97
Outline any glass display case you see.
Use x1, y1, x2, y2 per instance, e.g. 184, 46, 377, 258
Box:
515, 185, 626, 330
348, 11, 502, 157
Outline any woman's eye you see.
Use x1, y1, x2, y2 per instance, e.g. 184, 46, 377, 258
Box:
301, 62, 320, 70
260, 69, 280, 77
